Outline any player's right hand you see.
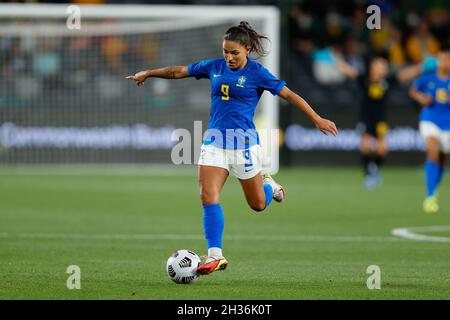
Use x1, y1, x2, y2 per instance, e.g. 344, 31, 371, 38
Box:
315, 117, 338, 136
419, 95, 433, 107
126, 70, 150, 86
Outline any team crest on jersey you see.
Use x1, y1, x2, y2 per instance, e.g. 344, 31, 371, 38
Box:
237, 76, 246, 88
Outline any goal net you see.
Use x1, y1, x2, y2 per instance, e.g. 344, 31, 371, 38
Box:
0, 4, 280, 173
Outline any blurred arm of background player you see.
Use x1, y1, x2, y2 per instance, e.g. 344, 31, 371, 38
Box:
409, 84, 433, 107
335, 58, 423, 83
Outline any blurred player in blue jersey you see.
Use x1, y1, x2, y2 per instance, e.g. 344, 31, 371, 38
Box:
409, 44, 450, 214
127, 21, 337, 275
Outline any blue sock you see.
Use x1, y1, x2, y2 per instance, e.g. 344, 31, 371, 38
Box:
202, 203, 224, 249
263, 183, 273, 208
425, 161, 440, 197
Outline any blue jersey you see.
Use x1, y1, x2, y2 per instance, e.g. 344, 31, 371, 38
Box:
188, 57, 286, 149
413, 72, 450, 130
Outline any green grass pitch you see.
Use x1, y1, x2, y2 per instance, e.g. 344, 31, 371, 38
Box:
0, 166, 449, 299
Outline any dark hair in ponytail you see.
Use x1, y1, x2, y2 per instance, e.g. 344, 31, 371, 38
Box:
223, 21, 269, 57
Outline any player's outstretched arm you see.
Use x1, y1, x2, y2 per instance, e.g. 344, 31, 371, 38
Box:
335, 59, 359, 80
278, 86, 338, 136
126, 66, 190, 86
409, 86, 433, 107
396, 64, 422, 83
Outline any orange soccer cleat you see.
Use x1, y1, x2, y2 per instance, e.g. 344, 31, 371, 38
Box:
196, 256, 228, 275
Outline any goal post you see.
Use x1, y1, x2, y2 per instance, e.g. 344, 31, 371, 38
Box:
0, 4, 280, 173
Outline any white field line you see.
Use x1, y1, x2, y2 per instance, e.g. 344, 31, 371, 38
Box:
1, 230, 449, 243
0, 232, 402, 242
391, 226, 450, 243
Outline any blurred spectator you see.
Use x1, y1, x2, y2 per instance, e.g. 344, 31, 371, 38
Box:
404, 8, 422, 28
370, 21, 406, 69
405, 21, 440, 63
350, 5, 370, 46
288, 4, 315, 54
324, 7, 346, 43
344, 37, 365, 75
371, 0, 394, 16
3, 39, 31, 76
138, 35, 160, 64
1, 38, 39, 102
62, 37, 92, 90
312, 45, 346, 85
146, 78, 174, 109
368, 15, 392, 55
65, 37, 92, 71
33, 39, 61, 77
387, 27, 406, 68
426, 0, 450, 42
32, 38, 62, 93
101, 35, 127, 74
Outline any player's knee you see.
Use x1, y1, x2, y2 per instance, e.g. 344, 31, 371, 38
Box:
361, 136, 372, 153
426, 152, 439, 163
249, 199, 266, 212
377, 148, 388, 157
200, 188, 220, 205
426, 152, 440, 163
361, 144, 371, 154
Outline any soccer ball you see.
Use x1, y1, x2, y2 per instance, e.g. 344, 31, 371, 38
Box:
166, 249, 201, 284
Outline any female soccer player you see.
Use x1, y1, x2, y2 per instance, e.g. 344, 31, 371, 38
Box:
127, 21, 337, 275
337, 55, 422, 190
409, 45, 450, 214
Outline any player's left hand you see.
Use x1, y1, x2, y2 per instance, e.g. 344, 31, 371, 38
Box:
315, 117, 338, 136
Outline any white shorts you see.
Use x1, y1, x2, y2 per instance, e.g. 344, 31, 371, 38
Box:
419, 121, 450, 154
197, 144, 263, 180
